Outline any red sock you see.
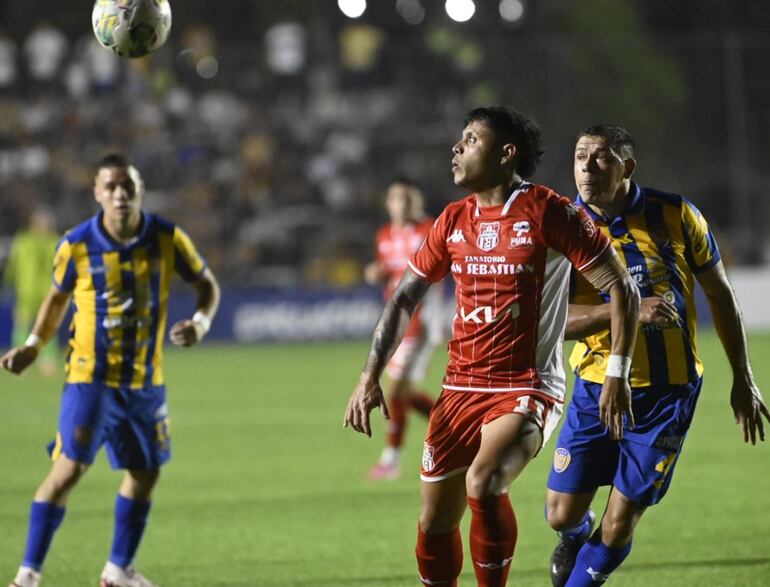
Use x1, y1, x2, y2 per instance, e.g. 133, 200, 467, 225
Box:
387, 395, 408, 448
415, 526, 463, 586
468, 494, 518, 587
410, 391, 434, 417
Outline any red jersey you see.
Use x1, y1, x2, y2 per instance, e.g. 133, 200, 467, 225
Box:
375, 217, 434, 299
408, 183, 609, 401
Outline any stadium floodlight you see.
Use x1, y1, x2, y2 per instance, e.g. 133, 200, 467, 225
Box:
499, 0, 525, 22
397, 0, 426, 25
338, 0, 367, 19
445, 0, 476, 23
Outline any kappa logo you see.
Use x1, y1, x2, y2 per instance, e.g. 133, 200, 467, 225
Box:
475, 556, 513, 570
565, 202, 598, 237
422, 443, 435, 471
447, 229, 466, 244
553, 447, 571, 473
477, 222, 500, 251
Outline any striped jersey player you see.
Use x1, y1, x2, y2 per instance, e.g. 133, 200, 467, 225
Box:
344, 106, 640, 587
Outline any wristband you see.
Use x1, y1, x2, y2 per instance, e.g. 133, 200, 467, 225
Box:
605, 354, 631, 379
192, 311, 211, 335
25, 334, 43, 350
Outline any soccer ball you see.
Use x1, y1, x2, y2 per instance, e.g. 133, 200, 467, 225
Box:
92, 0, 172, 58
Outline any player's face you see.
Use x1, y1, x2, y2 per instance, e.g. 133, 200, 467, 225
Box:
385, 183, 411, 224
574, 135, 628, 205
451, 120, 507, 191
94, 166, 142, 226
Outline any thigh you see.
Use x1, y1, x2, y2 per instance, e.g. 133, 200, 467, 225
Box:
52, 383, 111, 465
613, 439, 683, 506
420, 473, 468, 534
105, 385, 171, 471
547, 380, 618, 494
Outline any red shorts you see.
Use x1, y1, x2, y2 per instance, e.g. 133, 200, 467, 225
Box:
420, 390, 561, 482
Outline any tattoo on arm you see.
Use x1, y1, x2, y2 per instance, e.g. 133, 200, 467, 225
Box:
363, 269, 431, 378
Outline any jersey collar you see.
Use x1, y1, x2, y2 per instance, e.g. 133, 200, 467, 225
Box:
92, 211, 150, 250
474, 182, 532, 217
576, 181, 643, 223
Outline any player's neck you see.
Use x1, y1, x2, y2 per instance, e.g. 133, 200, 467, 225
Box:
475, 177, 523, 208
587, 181, 631, 219
102, 213, 143, 244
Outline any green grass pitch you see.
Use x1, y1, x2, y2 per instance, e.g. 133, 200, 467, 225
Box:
1, 331, 769, 586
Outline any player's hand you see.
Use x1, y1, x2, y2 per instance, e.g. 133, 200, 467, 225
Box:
0, 346, 39, 375
730, 377, 770, 445
343, 373, 390, 437
639, 296, 678, 327
169, 319, 205, 347
363, 262, 385, 286
599, 376, 635, 440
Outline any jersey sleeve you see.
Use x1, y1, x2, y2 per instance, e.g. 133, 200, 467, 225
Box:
543, 195, 610, 272
52, 237, 77, 292
173, 226, 208, 282
681, 200, 721, 273
407, 212, 451, 283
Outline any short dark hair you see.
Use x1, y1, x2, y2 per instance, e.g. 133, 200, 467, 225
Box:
578, 124, 635, 159
97, 152, 131, 171
464, 106, 545, 179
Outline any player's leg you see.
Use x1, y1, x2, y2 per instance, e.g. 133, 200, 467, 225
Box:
416, 474, 468, 587
564, 488, 645, 587
464, 411, 543, 587
101, 386, 169, 587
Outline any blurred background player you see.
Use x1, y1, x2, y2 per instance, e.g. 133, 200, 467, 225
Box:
2, 208, 61, 377
363, 178, 444, 480
545, 125, 770, 587
1, 154, 220, 587
345, 106, 640, 587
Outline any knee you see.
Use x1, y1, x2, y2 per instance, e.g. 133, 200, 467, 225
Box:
41, 458, 88, 500
465, 464, 501, 499
125, 468, 161, 498
545, 500, 586, 532
419, 504, 459, 536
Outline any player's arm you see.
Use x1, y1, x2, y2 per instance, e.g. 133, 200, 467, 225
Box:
344, 268, 431, 436
565, 297, 678, 340
1, 285, 71, 375
363, 261, 386, 286
697, 261, 769, 444
581, 248, 641, 439
169, 267, 221, 347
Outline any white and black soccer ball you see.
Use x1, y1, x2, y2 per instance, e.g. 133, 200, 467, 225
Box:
92, 0, 172, 59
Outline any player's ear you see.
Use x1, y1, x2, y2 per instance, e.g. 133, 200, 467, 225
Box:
623, 157, 637, 180
501, 143, 517, 166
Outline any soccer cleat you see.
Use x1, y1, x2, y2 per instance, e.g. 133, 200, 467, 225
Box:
366, 461, 401, 480
550, 510, 596, 587
100, 562, 158, 587
9, 567, 40, 587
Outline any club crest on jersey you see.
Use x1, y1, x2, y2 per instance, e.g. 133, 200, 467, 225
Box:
477, 222, 500, 251
509, 220, 533, 247
422, 443, 435, 471
553, 447, 571, 473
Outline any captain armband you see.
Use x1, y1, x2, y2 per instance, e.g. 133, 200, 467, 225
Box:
581, 249, 627, 293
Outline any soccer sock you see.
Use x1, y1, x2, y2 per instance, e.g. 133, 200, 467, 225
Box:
415, 526, 463, 586
21, 501, 66, 571
468, 494, 518, 587
386, 395, 409, 448
410, 392, 434, 417
556, 509, 593, 541
565, 535, 632, 586
109, 495, 152, 568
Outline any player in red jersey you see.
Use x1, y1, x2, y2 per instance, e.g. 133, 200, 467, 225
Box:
364, 179, 444, 480
344, 106, 641, 587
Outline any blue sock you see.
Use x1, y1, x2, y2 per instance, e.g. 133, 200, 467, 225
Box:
557, 510, 593, 541
565, 536, 632, 586
22, 501, 66, 571
109, 495, 152, 568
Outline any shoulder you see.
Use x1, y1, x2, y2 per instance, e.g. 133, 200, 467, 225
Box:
60, 216, 96, 246
641, 185, 688, 209
146, 213, 176, 235
522, 183, 572, 211
440, 195, 474, 221
375, 224, 391, 241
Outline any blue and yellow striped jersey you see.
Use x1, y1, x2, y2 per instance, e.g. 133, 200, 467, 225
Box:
52, 212, 207, 389
569, 182, 721, 387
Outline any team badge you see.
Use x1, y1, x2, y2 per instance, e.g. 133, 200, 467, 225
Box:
477, 222, 500, 251
553, 447, 571, 473
422, 443, 435, 472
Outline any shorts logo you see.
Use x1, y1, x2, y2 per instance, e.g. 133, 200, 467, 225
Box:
422, 443, 435, 472
553, 447, 571, 473
477, 222, 500, 251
